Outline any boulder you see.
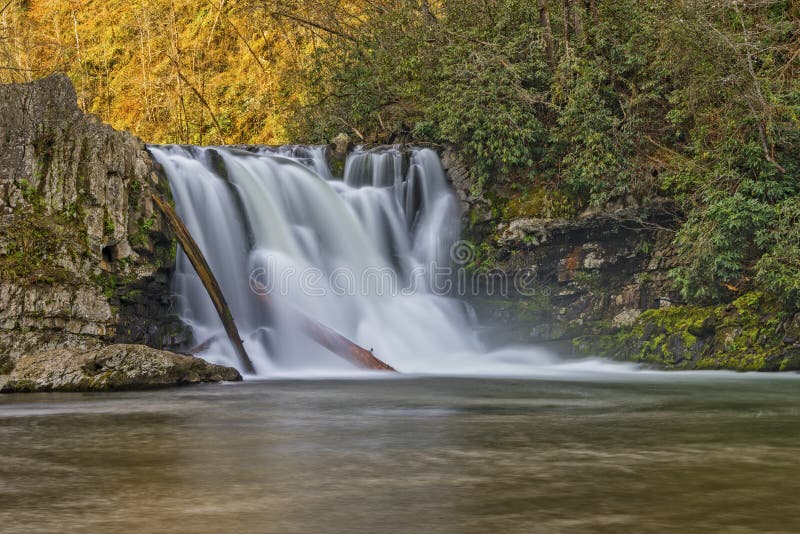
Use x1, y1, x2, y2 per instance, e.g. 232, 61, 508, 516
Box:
0, 344, 241, 393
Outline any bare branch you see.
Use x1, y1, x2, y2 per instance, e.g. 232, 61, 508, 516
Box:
166, 53, 228, 144
0, 0, 14, 17
268, 10, 357, 42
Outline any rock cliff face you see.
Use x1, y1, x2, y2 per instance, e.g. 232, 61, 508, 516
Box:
0, 74, 192, 381
442, 148, 681, 347
467, 206, 681, 347
444, 147, 800, 371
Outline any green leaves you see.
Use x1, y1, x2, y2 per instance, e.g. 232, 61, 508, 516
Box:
552, 54, 631, 203
754, 199, 800, 310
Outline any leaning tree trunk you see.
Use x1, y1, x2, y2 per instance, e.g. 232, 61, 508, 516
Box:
152, 193, 256, 374
268, 296, 396, 372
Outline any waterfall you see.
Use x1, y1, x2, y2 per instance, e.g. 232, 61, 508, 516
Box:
149, 145, 571, 377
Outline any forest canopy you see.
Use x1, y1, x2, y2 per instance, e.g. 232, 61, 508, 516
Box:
1, 0, 799, 307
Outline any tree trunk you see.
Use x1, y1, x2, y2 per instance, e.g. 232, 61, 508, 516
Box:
294, 310, 396, 371
537, 0, 555, 63
256, 292, 396, 371
572, 1, 583, 41
152, 192, 256, 374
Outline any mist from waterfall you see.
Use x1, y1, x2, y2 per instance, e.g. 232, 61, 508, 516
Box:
149, 145, 614, 377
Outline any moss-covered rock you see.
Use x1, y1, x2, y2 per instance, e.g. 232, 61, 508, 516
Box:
0, 353, 14, 375
575, 292, 800, 371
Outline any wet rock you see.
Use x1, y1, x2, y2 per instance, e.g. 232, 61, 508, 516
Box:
500, 218, 550, 247
441, 147, 491, 223
465, 203, 680, 345
1, 344, 241, 393
688, 316, 717, 338
781, 313, 800, 344
665, 334, 690, 364
780, 349, 800, 372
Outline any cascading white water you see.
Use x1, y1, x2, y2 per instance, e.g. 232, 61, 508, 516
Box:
149, 145, 617, 377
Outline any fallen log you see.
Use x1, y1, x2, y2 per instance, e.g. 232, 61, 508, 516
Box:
267, 296, 396, 372
298, 315, 396, 371
152, 193, 256, 375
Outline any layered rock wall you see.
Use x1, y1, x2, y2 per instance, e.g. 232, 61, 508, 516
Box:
0, 74, 188, 364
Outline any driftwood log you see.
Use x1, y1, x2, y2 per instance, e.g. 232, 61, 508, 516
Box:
297, 314, 396, 371
153, 193, 395, 373
257, 293, 396, 371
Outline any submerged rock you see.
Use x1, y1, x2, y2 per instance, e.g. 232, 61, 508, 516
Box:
1, 344, 241, 393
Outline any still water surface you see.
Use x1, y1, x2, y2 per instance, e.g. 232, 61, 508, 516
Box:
2, 375, 800, 533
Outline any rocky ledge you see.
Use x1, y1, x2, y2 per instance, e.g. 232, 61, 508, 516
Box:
463, 204, 681, 346
0, 344, 241, 393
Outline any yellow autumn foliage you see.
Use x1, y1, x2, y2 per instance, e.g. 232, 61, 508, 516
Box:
0, 0, 364, 144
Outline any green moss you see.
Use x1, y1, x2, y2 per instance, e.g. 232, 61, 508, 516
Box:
779, 353, 800, 372
128, 179, 143, 205
503, 188, 578, 220
575, 292, 797, 371
4, 379, 39, 393
732, 291, 764, 314
329, 156, 345, 177
130, 215, 157, 249
141, 216, 155, 232
465, 241, 499, 272
695, 350, 772, 372
62, 202, 79, 221
0, 208, 87, 284
103, 215, 115, 235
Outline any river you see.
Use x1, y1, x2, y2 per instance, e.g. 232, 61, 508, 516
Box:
2, 373, 799, 533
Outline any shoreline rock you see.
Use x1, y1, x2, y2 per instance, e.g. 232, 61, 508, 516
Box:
1, 344, 241, 393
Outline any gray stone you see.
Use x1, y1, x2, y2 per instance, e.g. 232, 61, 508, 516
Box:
461, 200, 680, 345
613, 309, 642, 328
441, 147, 491, 223
331, 132, 352, 157
1, 344, 241, 392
